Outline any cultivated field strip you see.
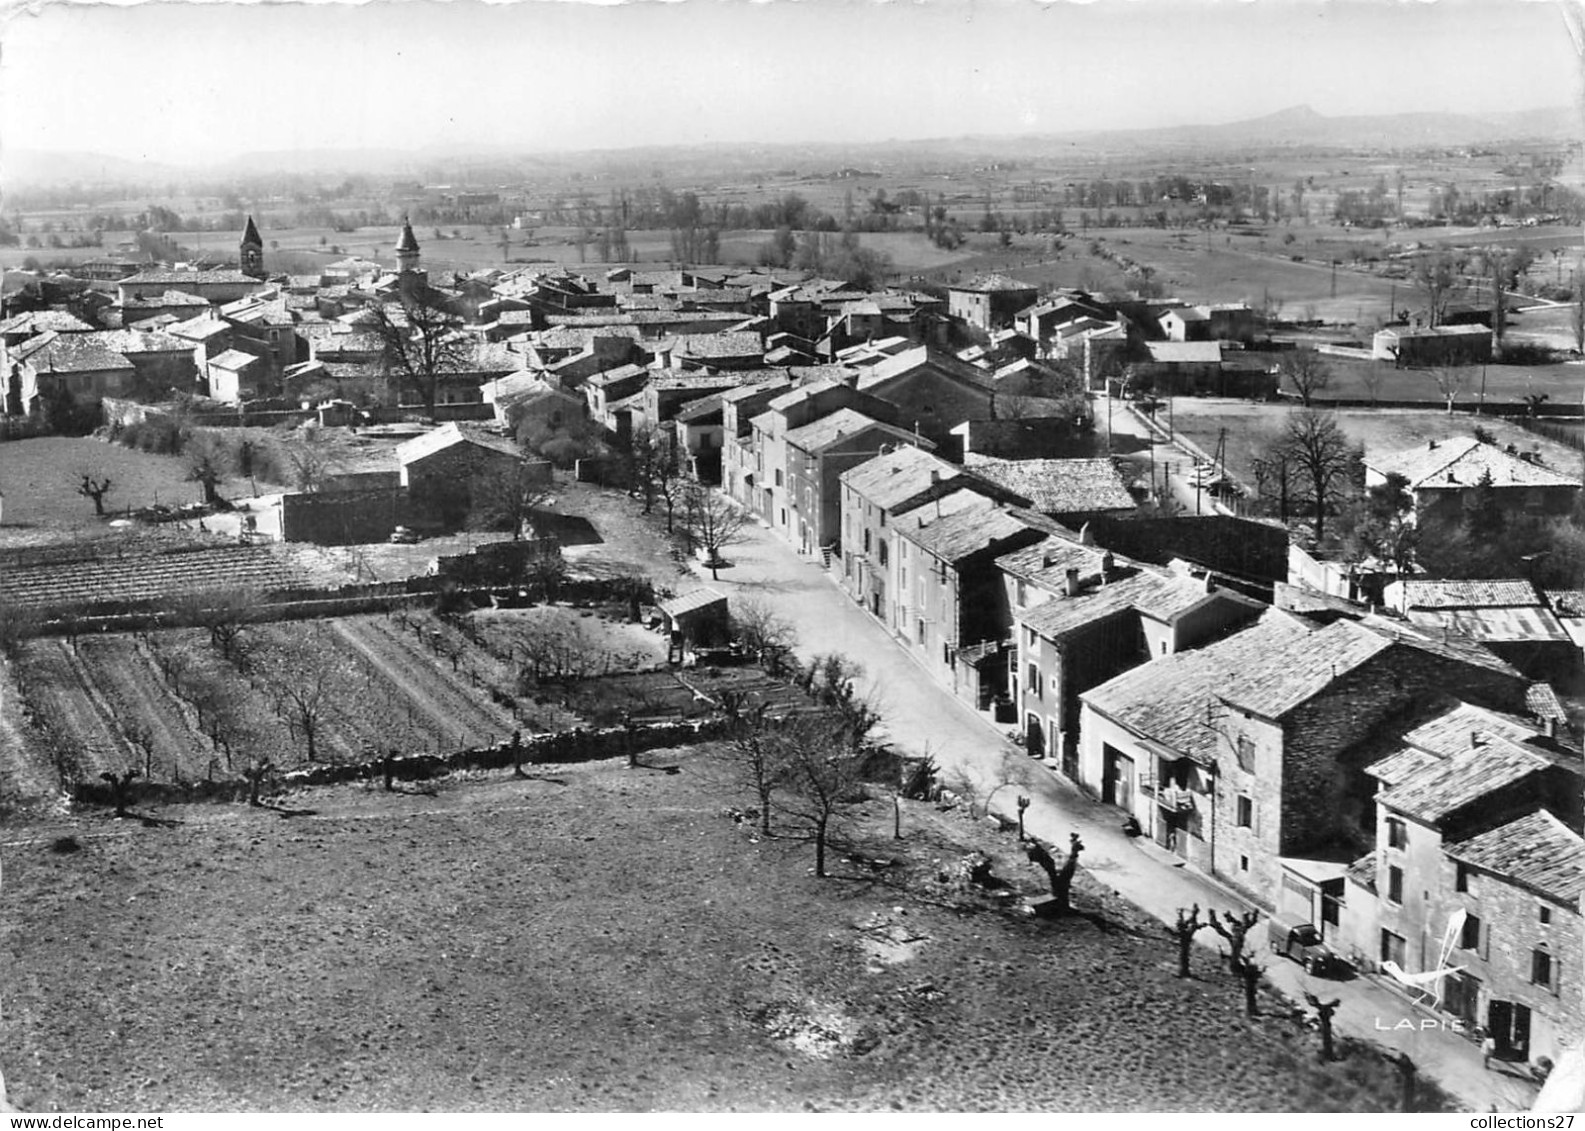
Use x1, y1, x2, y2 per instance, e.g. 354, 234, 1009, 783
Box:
76, 636, 212, 781
0, 667, 55, 801
328, 617, 516, 749
0, 545, 301, 610
25, 641, 133, 780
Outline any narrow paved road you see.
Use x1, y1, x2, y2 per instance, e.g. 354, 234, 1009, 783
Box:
687, 509, 1540, 1113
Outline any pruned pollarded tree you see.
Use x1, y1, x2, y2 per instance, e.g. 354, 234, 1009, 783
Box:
682, 482, 750, 581
1025, 832, 1085, 916
366, 296, 472, 420
1166, 904, 1206, 977
1279, 351, 1332, 407
76, 470, 112, 516
468, 458, 549, 541
1207, 908, 1261, 973
1304, 992, 1342, 1061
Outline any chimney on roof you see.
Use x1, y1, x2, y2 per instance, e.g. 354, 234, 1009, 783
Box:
1100, 551, 1116, 582
1078, 522, 1094, 546
1204, 573, 1216, 594
1428, 440, 1438, 451
1543, 716, 1559, 740
1065, 568, 1080, 598
1471, 729, 1484, 748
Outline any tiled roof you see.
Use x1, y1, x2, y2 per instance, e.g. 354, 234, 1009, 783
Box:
1219, 617, 1394, 719
840, 445, 987, 513
1405, 606, 1570, 645
1346, 853, 1378, 893
17, 333, 134, 374
1446, 811, 1585, 906
1527, 682, 1569, 723
997, 535, 1110, 594
1365, 746, 1441, 787
963, 455, 1135, 515
396, 422, 520, 465
1368, 436, 1581, 491
672, 393, 727, 424
208, 349, 259, 371
783, 407, 915, 454
123, 289, 210, 310
1356, 613, 1521, 677
89, 329, 189, 355
1084, 612, 1323, 762
896, 494, 1041, 565
662, 332, 764, 360
1393, 578, 1541, 609
1396, 700, 1548, 761
120, 268, 260, 286
1376, 736, 1558, 824
659, 587, 727, 618
1020, 569, 1218, 641
0, 310, 92, 335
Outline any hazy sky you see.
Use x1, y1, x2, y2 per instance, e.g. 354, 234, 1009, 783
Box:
0, 0, 1578, 164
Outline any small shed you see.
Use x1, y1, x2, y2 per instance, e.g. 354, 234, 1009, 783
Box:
657, 588, 730, 662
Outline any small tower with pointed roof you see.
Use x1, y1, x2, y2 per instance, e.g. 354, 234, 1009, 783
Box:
395, 217, 421, 277
239, 214, 266, 280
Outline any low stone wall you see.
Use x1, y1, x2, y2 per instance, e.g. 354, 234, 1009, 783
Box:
71, 717, 731, 808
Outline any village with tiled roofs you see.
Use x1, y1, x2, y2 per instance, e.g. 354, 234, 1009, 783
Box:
2, 205, 1583, 1112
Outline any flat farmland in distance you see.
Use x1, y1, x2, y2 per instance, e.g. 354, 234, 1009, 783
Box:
1296, 356, 1585, 406
1165, 400, 1584, 489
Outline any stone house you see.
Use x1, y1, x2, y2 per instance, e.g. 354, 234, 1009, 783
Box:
855, 346, 998, 450
206, 348, 265, 404
719, 377, 795, 508
783, 407, 925, 559
117, 267, 265, 306
1078, 610, 1533, 906
1000, 534, 1263, 777
963, 455, 1137, 524
1383, 577, 1577, 684
837, 445, 1025, 623
1372, 323, 1493, 367
889, 494, 1052, 708
12, 332, 136, 417
1341, 701, 1583, 1067
1366, 437, 1581, 528
396, 422, 525, 531
947, 274, 1039, 333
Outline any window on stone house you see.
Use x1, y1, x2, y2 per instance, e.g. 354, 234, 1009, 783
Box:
1455, 862, 1472, 893
1235, 735, 1254, 772
1027, 663, 1041, 700
1532, 947, 1553, 989
774, 469, 783, 487
879, 542, 889, 567
1236, 795, 1253, 828
1540, 905, 1552, 925
1381, 929, 1407, 968
1386, 865, 1404, 904
864, 529, 871, 554
1459, 914, 1482, 951
917, 619, 927, 646
1386, 818, 1408, 851
1026, 626, 1037, 649
879, 511, 887, 528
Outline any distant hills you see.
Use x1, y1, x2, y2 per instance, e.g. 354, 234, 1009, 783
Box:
5, 103, 1577, 189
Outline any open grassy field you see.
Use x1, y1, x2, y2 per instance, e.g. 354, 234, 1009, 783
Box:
1165, 401, 1585, 490
0, 436, 271, 545
1295, 356, 1585, 405
0, 754, 1444, 1112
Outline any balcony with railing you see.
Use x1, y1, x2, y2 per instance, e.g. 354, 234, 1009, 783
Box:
1157, 786, 1195, 813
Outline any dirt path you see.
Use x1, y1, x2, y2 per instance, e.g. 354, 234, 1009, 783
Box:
35, 641, 132, 781
329, 617, 515, 749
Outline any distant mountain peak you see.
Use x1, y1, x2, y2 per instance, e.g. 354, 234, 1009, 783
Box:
1262, 104, 1325, 123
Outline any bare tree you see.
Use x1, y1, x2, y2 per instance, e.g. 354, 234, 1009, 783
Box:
1304, 992, 1341, 1061
99, 768, 139, 818
717, 689, 789, 836
169, 588, 260, 667
283, 425, 340, 493
731, 597, 797, 674
1426, 365, 1469, 415
366, 296, 472, 419
1166, 904, 1206, 978
683, 483, 750, 581
1025, 832, 1085, 916
185, 433, 229, 507
629, 426, 682, 529
1280, 351, 1332, 407
76, 471, 112, 516
1268, 408, 1362, 543
468, 459, 548, 540
255, 624, 350, 763
1207, 908, 1261, 973
778, 711, 872, 878
1412, 250, 1466, 328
